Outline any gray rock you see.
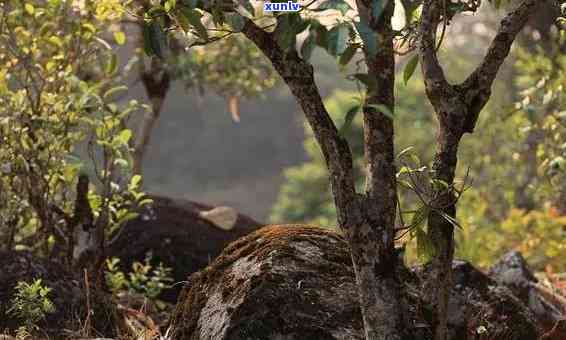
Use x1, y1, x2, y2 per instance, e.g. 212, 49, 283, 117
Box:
170, 225, 540, 340
489, 251, 564, 331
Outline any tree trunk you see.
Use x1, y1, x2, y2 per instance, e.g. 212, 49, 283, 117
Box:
418, 1, 546, 339
242, 17, 403, 339
356, 0, 403, 337
133, 58, 170, 175
425, 129, 461, 340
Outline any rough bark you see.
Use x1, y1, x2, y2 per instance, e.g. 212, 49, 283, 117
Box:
107, 195, 261, 302
72, 174, 96, 268
71, 173, 107, 288
418, 1, 547, 339
242, 17, 402, 339
358, 0, 403, 337
170, 225, 542, 340
133, 58, 171, 176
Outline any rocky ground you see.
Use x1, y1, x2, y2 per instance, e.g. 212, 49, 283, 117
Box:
1, 202, 564, 340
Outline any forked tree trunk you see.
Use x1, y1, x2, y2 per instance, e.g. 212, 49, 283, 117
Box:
418, 1, 547, 339
242, 8, 403, 337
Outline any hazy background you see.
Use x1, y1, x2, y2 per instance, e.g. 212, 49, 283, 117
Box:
133, 49, 353, 221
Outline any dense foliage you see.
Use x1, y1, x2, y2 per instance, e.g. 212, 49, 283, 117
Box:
0, 0, 147, 260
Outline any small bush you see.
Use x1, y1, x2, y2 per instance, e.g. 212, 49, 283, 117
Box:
105, 253, 173, 303
7, 279, 56, 337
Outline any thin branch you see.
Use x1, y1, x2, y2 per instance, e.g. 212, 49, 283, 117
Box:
241, 18, 359, 224
460, 0, 547, 131
418, 0, 450, 98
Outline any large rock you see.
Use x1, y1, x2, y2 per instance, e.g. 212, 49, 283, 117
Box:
108, 195, 262, 302
0, 251, 117, 338
170, 225, 540, 340
489, 251, 566, 332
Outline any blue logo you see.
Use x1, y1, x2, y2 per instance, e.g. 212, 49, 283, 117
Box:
264, 1, 301, 12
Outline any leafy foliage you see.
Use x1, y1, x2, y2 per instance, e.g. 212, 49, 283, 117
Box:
0, 0, 148, 260
105, 254, 174, 301
455, 32, 566, 271
7, 279, 55, 336
171, 35, 278, 99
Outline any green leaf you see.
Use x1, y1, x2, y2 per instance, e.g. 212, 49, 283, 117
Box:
179, 0, 199, 10
25, 3, 35, 15
275, 16, 296, 51
275, 14, 308, 51
106, 54, 118, 75
338, 104, 361, 136
310, 22, 329, 48
103, 85, 128, 99
276, 28, 296, 51
117, 212, 139, 225
39, 23, 56, 36
416, 227, 436, 263
48, 36, 64, 48
397, 146, 414, 159
437, 210, 463, 230
211, 1, 225, 26
114, 31, 126, 45
371, 0, 387, 20
403, 55, 419, 85
366, 103, 394, 120
177, 11, 191, 32
130, 174, 142, 189
143, 23, 155, 56
326, 24, 349, 56
354, 20, 378, 57
301, 34, 316, 61
143, 20, 168, 58
316, 0, 351, 15
550, 156, 565, 169
148, 5, 167, 18
164, 0, 177, 12
180, 8, 208, 41
114, 129, 133, 146
410, 205, 429, 229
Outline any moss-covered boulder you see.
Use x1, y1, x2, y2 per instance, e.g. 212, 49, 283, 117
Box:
169, 225, 540, 340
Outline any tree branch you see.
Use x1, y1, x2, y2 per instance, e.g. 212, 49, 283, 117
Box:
419, 0, 450, 102
360, 0, 397, 262
241, 19, 360, 226
460, 0, 547, 132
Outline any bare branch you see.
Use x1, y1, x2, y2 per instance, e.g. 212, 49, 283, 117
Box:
241, 18, 360, 226
460, 0, 547, 131
418, 0, 450, 99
